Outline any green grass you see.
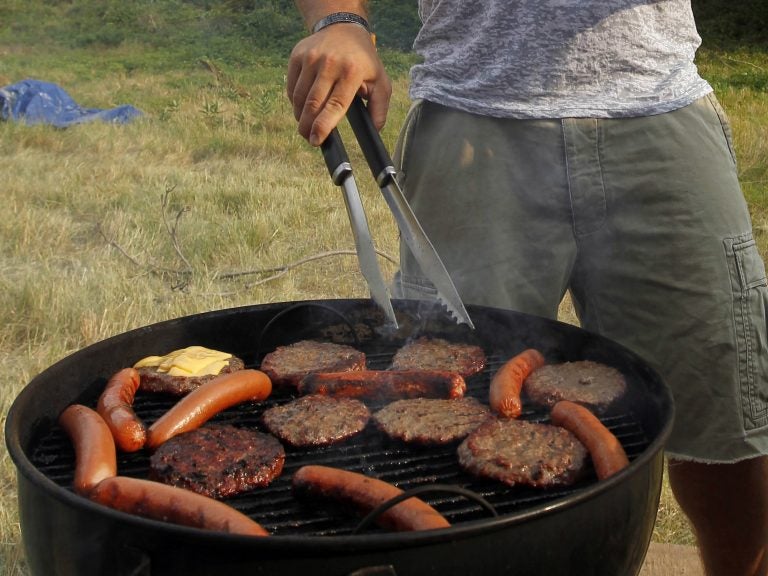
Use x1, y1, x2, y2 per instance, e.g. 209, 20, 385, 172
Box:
1, 16, 766, 575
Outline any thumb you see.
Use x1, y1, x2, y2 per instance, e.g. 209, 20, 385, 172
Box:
363, 85, 392, 131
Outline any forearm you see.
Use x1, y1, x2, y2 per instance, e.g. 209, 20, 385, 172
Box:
294, 1, 369, 30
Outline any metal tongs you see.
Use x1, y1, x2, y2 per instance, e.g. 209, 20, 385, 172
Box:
320, 96, 474, 330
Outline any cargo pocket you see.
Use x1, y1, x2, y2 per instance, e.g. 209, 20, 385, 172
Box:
725, 233, 768, 430
393, 99, 425, 185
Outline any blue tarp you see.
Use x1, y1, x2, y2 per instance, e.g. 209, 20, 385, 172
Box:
0, 78, 142, 127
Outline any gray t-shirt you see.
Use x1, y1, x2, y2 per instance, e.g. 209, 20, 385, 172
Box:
409, 0, 712, 118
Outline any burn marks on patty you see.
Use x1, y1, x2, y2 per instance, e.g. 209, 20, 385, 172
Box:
149, 424, 285, 498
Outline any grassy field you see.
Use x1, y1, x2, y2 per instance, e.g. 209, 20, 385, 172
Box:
1, 33, 766, 576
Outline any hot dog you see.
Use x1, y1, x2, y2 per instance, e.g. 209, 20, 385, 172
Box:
90, 476, 269, 536
146, 369, 272, 450
489, 348, 546, 418
550, 400, 630, 480
97, 367, 146, 452
297, 370, 466, 401
292, 465, 451, 532
58, 404, 118, 495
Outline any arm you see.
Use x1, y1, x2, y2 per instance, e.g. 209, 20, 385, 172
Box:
289, 1, 392, 146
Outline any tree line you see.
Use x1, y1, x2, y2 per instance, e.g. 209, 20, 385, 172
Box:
2, 0, 764, 59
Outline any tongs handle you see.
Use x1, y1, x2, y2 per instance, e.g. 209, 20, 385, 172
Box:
320, 128, 352, 186
346, 96, 396, 187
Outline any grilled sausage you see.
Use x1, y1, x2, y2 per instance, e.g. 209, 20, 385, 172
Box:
489, 348, 546, 418
96, 367, 146, 452
550, 400, 630, 480
298, 370, 466, 401
58, 404, 118, 495
147, 369, 272, 450
292, 465, 451, 532
90, 476, 269, 536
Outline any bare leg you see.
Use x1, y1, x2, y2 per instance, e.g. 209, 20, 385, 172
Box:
667, 456, 768, 576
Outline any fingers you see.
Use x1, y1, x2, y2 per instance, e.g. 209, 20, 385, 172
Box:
290, 50, 358, 145
305, 81, 359, 146
286, 26, 391, 146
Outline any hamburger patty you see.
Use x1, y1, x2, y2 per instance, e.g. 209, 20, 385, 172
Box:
457, 418, 588, 488
149, 424, 285, 498
138, 355, 245, 396
261, 394, 371, 447
524, 360, 627, 413
389, 337, 486, 377
373, 397, 491, 445
260, 340, 366, 389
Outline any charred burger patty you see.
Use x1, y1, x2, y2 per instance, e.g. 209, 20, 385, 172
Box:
149, 423, 285, 498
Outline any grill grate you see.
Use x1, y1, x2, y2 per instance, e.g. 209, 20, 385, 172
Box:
30, 351, 651, 537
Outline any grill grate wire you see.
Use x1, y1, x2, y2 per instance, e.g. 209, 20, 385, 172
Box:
29, 351, 651, 536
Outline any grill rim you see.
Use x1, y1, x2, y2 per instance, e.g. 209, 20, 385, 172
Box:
6, 298, 674, 569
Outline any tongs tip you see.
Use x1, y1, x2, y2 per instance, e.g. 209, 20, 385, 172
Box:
441, 301, 475, 330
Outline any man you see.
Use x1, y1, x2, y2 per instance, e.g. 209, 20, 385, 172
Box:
287, 2, 768, 574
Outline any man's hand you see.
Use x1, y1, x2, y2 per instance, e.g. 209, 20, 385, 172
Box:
287, 24, 392, 146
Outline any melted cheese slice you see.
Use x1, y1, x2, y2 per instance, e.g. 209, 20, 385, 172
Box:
133, 346, 232, 377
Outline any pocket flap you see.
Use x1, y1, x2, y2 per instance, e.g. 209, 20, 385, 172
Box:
734, 238, 768, 290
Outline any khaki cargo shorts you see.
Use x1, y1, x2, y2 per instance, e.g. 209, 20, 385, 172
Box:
392, 94, 768, 463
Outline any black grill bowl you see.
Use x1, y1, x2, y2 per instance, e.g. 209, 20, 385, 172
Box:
6, 299, 674, 576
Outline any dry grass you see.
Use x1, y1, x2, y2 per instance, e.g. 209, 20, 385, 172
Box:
1, 44, 765, 574
0, 65, 405, 574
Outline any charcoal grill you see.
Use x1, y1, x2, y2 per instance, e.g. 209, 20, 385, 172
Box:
6, 299, 674, 576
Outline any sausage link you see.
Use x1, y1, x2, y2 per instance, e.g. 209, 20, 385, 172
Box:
489, 348, 546, 418
298, 370, 466, 401
147, 369, 272, 450
90, 476, 269, 536
292, 465, 451, 532
97, 367, 146, 452
58, 404, 118, 495
550, 400, 630, 480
